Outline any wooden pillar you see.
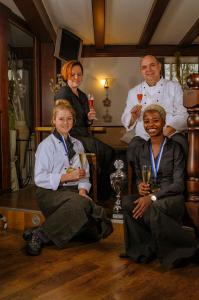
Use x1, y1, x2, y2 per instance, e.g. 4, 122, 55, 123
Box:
184, 86, 199, 228
0, 4, 11, 192
41, 42, 56, 126
34, 40, 56, 147
33, 37, 41, 147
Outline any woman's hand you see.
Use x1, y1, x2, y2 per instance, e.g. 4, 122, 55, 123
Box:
132, 195, 152, 219
79, 188, 87, 197
138, 182, 150, 196
79, 188, 92, 200
87, 108, 96, 121
61, 168, 86, 183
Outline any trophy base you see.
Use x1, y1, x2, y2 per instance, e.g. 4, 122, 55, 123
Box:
112, 212, 123, 220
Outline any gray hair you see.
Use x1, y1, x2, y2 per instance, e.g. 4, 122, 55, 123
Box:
143, 104, 166, 120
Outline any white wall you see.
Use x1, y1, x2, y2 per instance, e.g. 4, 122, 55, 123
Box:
80, 56, 198, 126
81, 57, 141, 126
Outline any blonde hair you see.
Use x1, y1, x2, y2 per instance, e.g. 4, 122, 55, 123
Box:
143, 104, 166, 120
51, 99, 76, 127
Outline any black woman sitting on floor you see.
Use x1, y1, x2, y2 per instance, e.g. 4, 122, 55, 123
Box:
121, 104, 198, 268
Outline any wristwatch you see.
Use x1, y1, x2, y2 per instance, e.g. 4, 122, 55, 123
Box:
150, 194, 157, 202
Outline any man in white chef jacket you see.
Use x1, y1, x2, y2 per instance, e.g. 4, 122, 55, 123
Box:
121, 55, 188, 163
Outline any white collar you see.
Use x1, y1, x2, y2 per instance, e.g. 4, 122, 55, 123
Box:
144, 77, 164, 89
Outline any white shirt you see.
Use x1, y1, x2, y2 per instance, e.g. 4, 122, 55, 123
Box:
121, 78, 188, 140
34, 134, 91, 192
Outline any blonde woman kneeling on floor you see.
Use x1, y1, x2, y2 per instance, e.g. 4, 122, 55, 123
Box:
23, 100, 113, 256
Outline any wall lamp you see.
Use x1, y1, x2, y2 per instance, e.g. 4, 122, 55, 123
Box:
100, 78, 112, 122
100, 78, 111, 107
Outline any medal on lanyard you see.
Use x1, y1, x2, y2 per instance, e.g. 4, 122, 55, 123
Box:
149, 138, 166, 190
61, 136, 75, 173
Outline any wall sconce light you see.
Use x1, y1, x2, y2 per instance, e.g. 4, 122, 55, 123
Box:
100, 78, 112, 123
102, 78, 111, 107
104, 78, 109, 88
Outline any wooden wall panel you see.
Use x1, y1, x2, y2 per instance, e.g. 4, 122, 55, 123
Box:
41, 42, 56, 126
34, 41, 56, 147
0, 4, 11, 191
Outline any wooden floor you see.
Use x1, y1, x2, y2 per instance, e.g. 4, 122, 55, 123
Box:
0, 185, 115, 230
1, 187, 199, 299
0, 186, 39, 210
0, 225, 199, 300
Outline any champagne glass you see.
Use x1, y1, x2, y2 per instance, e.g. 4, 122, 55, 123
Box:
79, 153, 87, 169
137, 93, 143, 105
142, 165, 151, 184
67, 166, 76, 173
150, 179, 160, 193
137, 84, 143, 105
88, 94, 97, 120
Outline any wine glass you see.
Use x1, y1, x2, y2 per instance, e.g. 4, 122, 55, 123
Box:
142, 165, 151, 184
88, 94, 97, 120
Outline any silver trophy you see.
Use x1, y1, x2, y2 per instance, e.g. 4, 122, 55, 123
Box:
110, 160, 126, 220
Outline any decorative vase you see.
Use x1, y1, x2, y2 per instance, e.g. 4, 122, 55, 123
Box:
186, 74, 199, 89
9, 130, 19, 191
15, 120, 30, 171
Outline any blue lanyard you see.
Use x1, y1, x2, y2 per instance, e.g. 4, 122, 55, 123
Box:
60, 136, 69, 156
149, 138, 166, 180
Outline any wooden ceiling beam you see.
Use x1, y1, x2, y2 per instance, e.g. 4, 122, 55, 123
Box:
9, 12, 32, 37
138, 0, 170, 48
82, 44, 199, 57
179, 18, 199, 47
92, 0, 105, 49
13, 0, 56, 43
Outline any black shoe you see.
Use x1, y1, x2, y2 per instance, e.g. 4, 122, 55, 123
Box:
119, 252, 129, 258
26, 232, 43, 256
138, 255, 153, 264
23, 229, 33, 241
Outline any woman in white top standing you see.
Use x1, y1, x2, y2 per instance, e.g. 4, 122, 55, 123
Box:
23, 100, 113, 256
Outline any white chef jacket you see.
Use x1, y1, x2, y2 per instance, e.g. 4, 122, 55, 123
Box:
34, 134, 91, 192
121, 78, 188, 140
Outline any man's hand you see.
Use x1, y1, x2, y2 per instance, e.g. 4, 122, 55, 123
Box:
138, 182, 150, 196
163, 126, 176, 137
129, 105, 142, 127
88, 108, 97, 121
132, 195, 152, 219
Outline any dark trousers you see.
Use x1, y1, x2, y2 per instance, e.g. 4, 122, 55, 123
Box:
122, 194, 197, 267
36, 187, 107, 248
76, 135, 115, 201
